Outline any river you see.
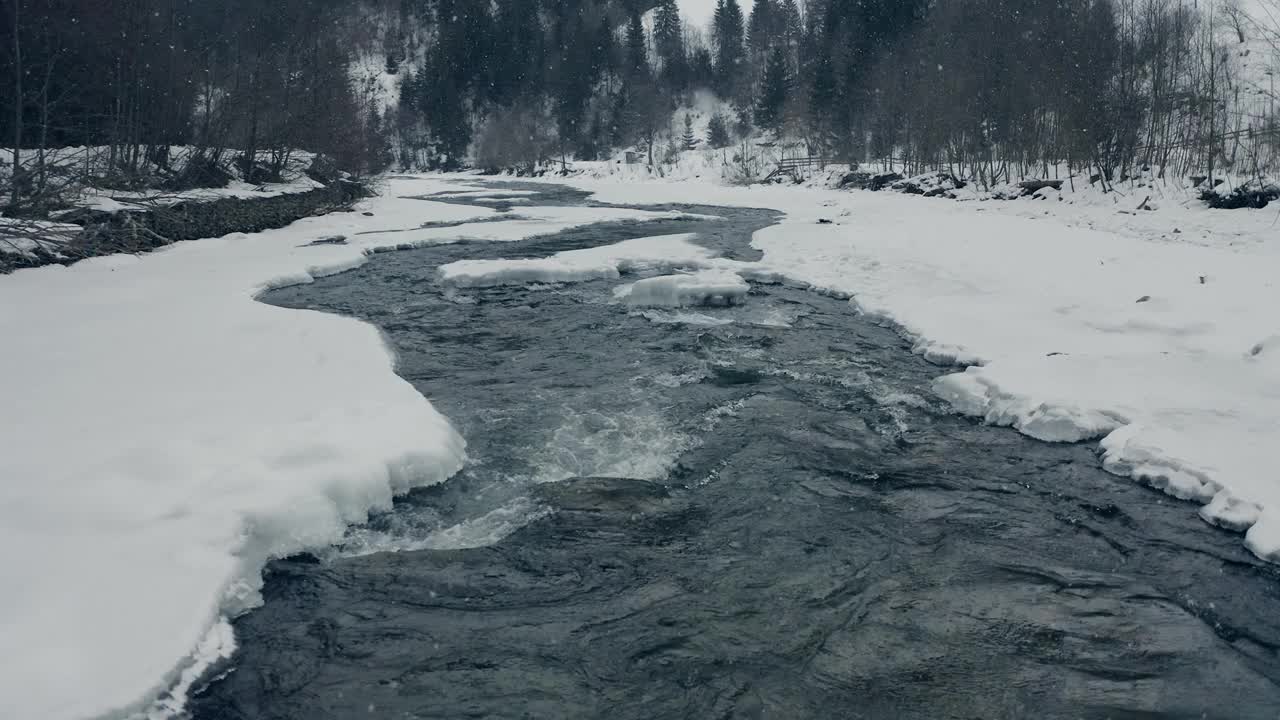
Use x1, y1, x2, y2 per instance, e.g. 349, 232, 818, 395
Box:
191, 181, 1280, 720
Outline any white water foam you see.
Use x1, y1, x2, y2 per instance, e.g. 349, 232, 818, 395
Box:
340, 496, 554, 556
532, 405, 694, 483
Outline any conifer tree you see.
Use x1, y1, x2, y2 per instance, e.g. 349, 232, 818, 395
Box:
712, 0, 746, 98
747, 0, 778, 57
755, 46, 789, 131
654, 0, 686, 90
625, 13, 648, 81
779, 0, 802, 69
707, 112, 732, 149
682, 114, 697, 149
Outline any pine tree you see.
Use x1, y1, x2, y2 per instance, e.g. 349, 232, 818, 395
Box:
682, 114, 697, 150
707, 112, 732, 148
747, 0, 778, 57
625, 13, 649, 81
755, 46, 789, 131
809, 46, 837, 147
363, 108, 394, 174
713, 0, 746, 98
653, 0, 686, 90
779, 0, 802, 69
591, 15, 617, 82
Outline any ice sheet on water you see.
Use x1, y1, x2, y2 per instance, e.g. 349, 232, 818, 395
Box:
619, 269, 750, 308
439, 233, 716, 288
441, 257, 621, 287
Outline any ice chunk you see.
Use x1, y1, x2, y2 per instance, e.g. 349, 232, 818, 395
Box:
620, 269, 750, 307
1201, 490, 1261, 533
441, 257, 621, 287
439, 233, 716, 288
1245, 510, 1280, 562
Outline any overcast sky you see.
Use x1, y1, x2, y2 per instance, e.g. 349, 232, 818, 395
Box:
677, 0, 719, 30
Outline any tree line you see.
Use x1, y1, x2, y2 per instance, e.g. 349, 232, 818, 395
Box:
396, 0, 1276, 185
4, 0, 1278, 213
2, 0, 391, 213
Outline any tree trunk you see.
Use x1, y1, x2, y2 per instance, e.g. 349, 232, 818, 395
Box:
10, 0, 22, 209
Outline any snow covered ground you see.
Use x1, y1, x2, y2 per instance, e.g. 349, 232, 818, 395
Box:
0, 176, 702, 720
4, 166, 1278, 719
521, 172, 1280, 566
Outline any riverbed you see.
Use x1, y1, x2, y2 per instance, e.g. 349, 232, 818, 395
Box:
191, 181, 1280, 720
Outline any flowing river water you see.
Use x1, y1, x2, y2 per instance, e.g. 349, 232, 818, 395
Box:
191, 182, 1280, 719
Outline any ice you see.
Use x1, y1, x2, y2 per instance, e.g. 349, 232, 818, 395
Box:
427, 188, 540, 198
1201, 490, 1262, 533
0, 175, 698, 720
619, 269, 750, 307
439, 232, 715, 288
635, 309, 735, 326
935, 352, 1276, 548
442, 257, 622, 287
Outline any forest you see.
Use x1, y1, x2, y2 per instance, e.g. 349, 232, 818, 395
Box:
3, 0, 1279, 211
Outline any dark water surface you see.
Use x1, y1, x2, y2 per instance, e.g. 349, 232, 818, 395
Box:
193, 183, 1280, 720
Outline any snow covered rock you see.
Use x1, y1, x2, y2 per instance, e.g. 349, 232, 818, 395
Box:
439, 233, 716, 288
619, 269, 750, 307
442, 257, 622, 287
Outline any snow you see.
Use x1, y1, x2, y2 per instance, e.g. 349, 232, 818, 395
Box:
517, 172, 1280, 564
6, 164, 1280, 716
0, 175, 697, 720
619, 269, 751, 307
83, 177, 326, 209
427, 189, 541, 198
3, 146, 326, 218
439, 232, 715, 287
0, 217, 80, 258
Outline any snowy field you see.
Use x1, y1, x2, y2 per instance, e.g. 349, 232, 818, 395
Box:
0, 177, 703, 720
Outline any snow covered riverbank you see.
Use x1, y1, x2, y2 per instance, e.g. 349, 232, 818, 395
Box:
3, 169, 1277, 718
0, 176, 701, 720
519, 173, 1280, 563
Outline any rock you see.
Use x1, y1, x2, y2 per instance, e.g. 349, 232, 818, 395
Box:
304, 235, 348, 247
1199, 183, 1280, 210
1018, 179, 1063, 193
305, 154, 342, 185
836, 171, 872, 190
867, 172, 904, 192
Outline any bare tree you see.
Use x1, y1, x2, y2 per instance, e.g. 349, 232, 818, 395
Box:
9, 0, 22, 210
